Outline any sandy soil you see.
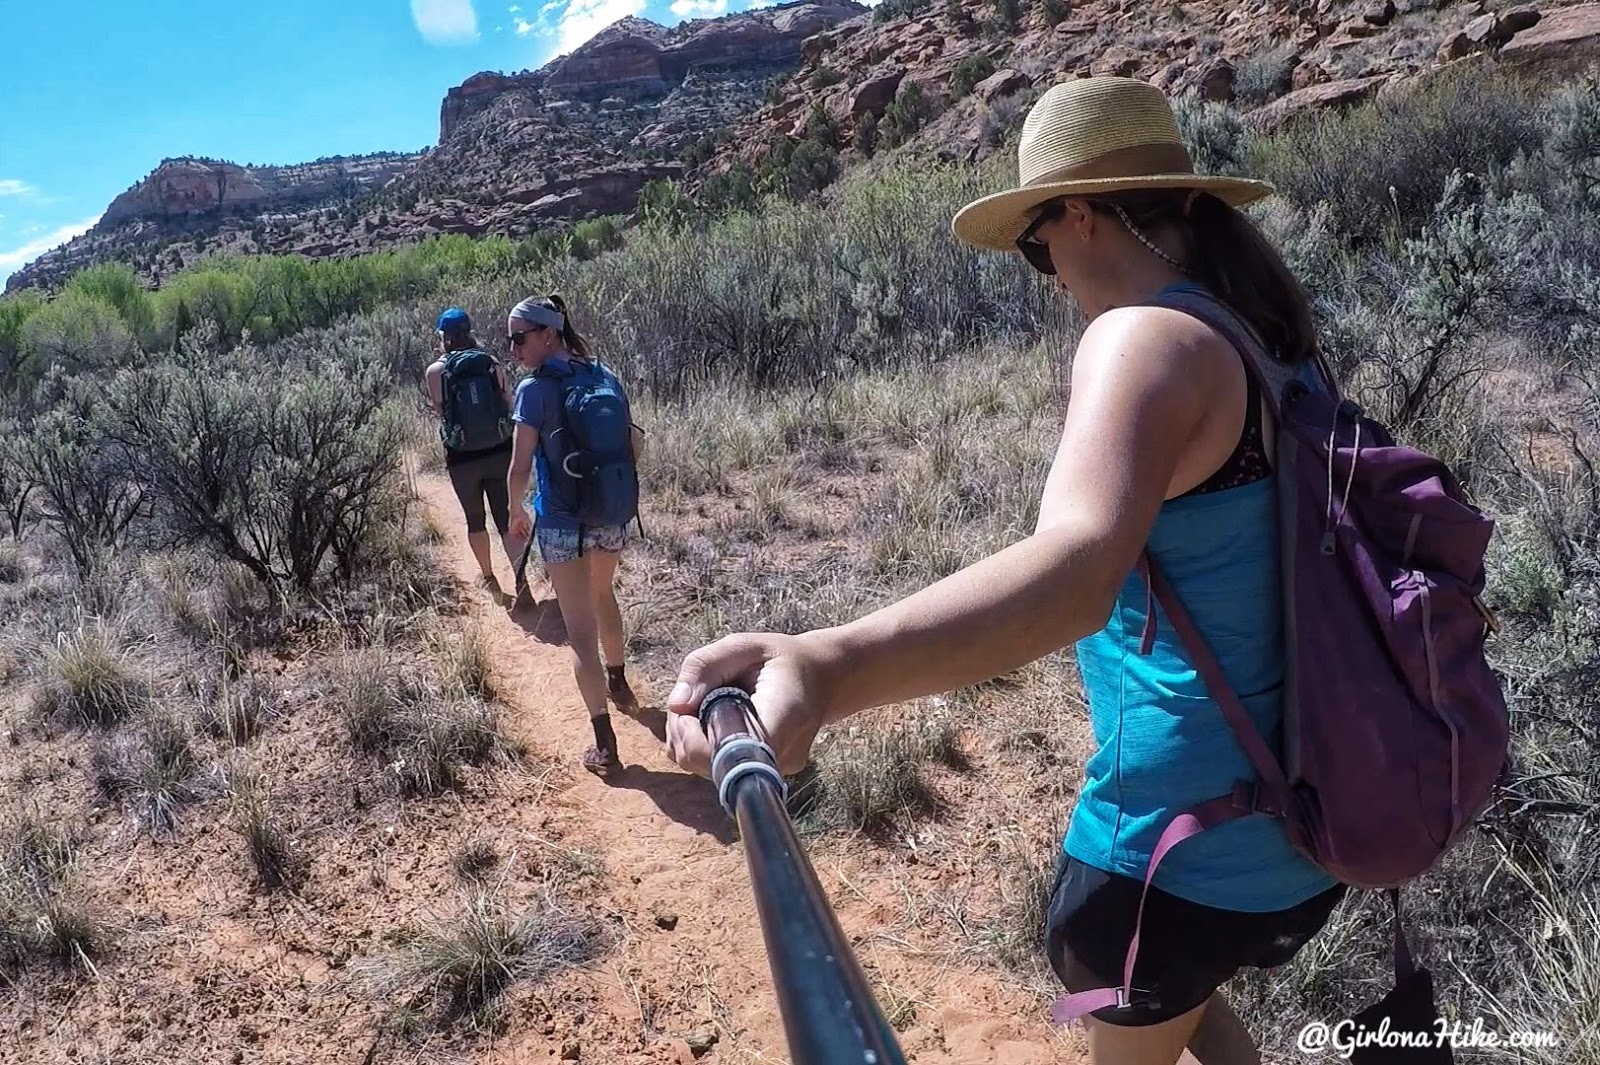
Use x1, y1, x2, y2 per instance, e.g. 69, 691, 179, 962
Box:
0, 471, 1089, 1064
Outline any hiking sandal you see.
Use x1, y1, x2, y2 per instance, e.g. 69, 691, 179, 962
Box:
582, 745, 621, 776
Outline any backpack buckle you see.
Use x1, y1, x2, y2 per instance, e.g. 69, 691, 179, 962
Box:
1231, 780, 1283, 817
1114, 987, 1159, 1010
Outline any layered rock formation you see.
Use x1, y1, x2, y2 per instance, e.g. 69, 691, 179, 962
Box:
98, 154, 419, 228
699, 0, 1600, 181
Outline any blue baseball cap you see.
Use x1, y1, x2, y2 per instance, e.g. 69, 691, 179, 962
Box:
436, 307, 471, 333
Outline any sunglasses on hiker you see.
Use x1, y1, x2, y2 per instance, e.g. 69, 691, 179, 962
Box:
1015, 199, 1065, 276
506, 324, 547, 346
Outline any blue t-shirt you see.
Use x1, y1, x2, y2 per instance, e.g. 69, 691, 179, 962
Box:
512, 356, 629, 531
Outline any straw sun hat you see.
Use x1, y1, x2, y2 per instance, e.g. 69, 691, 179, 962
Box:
951, 76, 1275, 254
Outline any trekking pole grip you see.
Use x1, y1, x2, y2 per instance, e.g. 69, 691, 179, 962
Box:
698, 687, 787, 816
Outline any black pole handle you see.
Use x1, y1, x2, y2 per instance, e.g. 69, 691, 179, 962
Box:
697, 687, 908, 1065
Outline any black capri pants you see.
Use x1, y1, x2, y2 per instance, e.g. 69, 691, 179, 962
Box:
445, 444, 513, 535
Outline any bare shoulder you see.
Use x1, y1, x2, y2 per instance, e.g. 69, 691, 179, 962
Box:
1072, 303, 1238, 391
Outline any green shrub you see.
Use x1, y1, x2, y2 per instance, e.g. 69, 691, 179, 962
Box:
0, 291, 45, 388
105, 343, 407, 592
1174, 97, 1251, 176
988, 0, 1022, 34
18, 388, 147, 573
1039, 0, 1069, 27
810, 65, 844, 90
757, 137, 839, 201
951, 55, 997, 99
1253, 67, 1542, 243
872, 0, 930, 23
882, 83, 932, 149
18, 290, 138, 388
1234, 45, 1298, 107
637, 179, 693, 232
64, 263, 155, 346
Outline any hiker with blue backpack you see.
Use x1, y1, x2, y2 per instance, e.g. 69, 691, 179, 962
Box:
664, 77, 1508, 1065
425, 307, 526, 601
505, 294, 647, 776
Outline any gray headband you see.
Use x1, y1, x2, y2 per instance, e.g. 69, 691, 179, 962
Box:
509, 298, 566, 332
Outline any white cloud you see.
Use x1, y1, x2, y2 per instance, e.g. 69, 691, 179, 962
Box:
550, 0, 646, 54
514, 0, 653, 55
0, 214, 103, 285
508, 3, 520, 9
669, 0, 725, 15
411, 0, 479, 45
0, 180, 36, 199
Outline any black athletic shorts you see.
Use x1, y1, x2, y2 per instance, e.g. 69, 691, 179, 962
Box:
445, 444, 512, 535
1044, 852, 1346, 1027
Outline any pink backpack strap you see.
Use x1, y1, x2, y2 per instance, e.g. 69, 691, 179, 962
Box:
1138, 552, 1295, 806
1049, 791, 1256, 1024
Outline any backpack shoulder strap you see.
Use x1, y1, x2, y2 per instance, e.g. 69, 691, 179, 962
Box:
1139, 553, 1293, 806
1138, 287, 1342, 411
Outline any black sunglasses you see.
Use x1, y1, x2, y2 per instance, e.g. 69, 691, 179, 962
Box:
506, 324, 548, 346
1015, 199, 1065, 276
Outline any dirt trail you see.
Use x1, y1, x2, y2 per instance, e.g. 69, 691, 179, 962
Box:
416, 473, 1085, 1064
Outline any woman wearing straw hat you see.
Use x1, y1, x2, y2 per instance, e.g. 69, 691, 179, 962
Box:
664, 77, 1346, 1063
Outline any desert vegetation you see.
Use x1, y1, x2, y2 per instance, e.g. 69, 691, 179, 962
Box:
2, 65, 1598, 1063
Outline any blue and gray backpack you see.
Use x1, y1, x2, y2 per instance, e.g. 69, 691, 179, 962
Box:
440, 348, 513, 453
536, 358, 641, 533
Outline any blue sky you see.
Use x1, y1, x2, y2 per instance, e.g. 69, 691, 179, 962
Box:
0, 0, 781, 285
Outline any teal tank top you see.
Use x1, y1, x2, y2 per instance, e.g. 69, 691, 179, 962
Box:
1063, 287, 1339, 913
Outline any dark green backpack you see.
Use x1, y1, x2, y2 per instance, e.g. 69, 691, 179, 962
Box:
439, 348, 512, 452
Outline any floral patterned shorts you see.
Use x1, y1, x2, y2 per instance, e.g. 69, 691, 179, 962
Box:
535, 524, 629, 565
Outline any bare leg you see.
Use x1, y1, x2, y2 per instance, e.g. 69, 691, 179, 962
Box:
1185, 993, 1259, 1065
545, 556, 606, 719
1084, 1000, 1209, 1065
466, 531, 496, 581
1054, 938, 1216, 1065
589, 550, 626, 670
548, 554, 619, 774
587, 549, 637, 713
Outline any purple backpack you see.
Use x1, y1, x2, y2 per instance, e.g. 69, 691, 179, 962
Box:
1052, 288, 1510, 1023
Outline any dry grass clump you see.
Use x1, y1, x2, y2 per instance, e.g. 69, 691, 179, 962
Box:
353, 886, 601, 1031
795, 707, 967, 838
224, 757, 306, 892
328, 645, 520, 797
0, 810, 103, 978
90, 709, 201, 837
33, 623, 149, 729
200, 672, 280, 746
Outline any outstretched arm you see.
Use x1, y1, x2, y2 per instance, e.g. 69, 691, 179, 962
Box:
666, 307, 1218, 774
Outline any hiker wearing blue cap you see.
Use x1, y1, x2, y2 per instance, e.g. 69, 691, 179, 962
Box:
424, 307, 522, 599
